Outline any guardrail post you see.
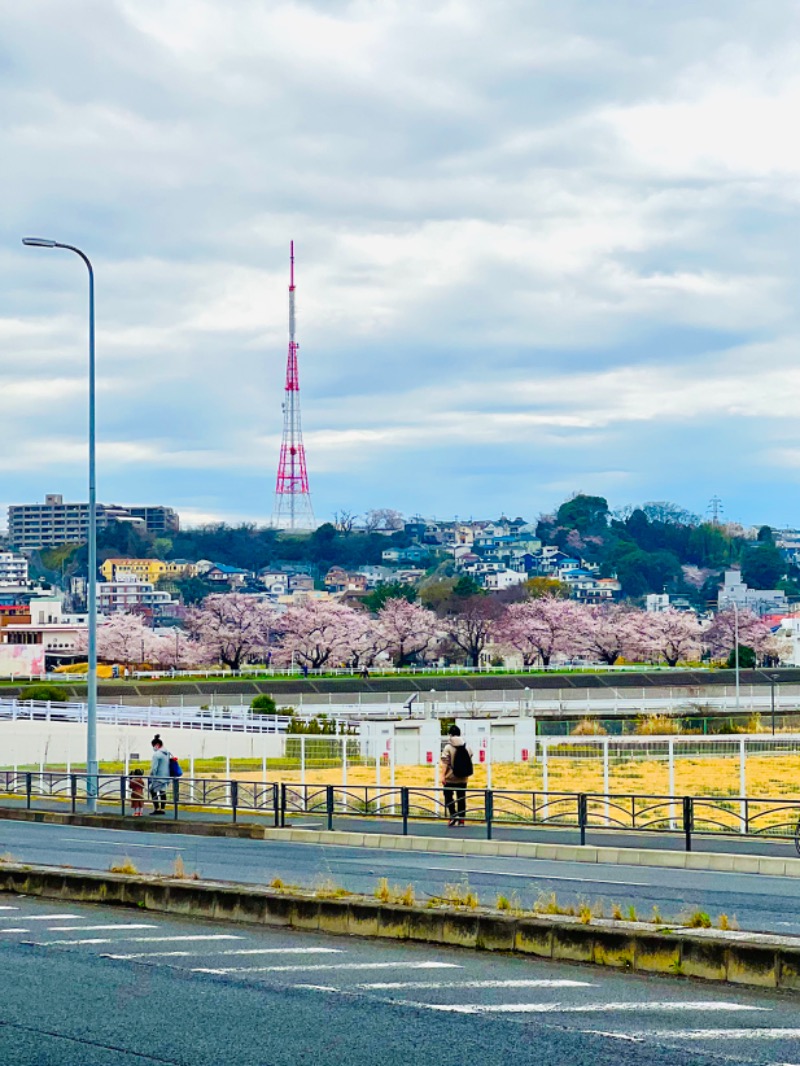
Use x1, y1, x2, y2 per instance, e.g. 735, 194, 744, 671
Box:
683, 796, 693, 852
272, 783, 279, 828
230, 780, 238, 823
25, 772, 32, 810
578, 793, 587, 846
70, 773, 77, 814
485, 789, 493, 840
120, 775, 126, 817
172, 778, 180, 821
326, 784, 334, 831
401, 787, 409, 836
280, 783, 286, 827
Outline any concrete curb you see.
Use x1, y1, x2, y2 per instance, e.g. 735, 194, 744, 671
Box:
266, 827, 800, 878
2, 860, 800, 992
2, 804, 799, 876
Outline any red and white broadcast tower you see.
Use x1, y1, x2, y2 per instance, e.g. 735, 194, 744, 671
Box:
272, 241, 316, 530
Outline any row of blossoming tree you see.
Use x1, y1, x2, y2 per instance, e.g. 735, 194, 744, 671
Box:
81, 594, 786, 672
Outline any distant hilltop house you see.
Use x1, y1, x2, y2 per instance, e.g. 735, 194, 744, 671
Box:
99, 558, 196, 584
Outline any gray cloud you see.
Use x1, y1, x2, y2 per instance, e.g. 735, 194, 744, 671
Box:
2, 0, 800, 526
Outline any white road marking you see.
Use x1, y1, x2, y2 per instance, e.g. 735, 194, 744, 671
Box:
406, 1001, 770, 1015
0, 914, 80, 921
0, 929, 29, 934
62, 838, 186, 851
195, 961, 461, 975
46, 924, 158, 932
0, 906, 18, 911
632, 1030, 800, 1041
105, 947, 344, 959
344, 979, 594, 991
32, 934, 244, 946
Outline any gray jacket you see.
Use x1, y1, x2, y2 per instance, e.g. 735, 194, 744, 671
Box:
149, 748, 170, 791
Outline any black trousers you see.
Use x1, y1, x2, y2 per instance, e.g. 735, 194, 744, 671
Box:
443, 785, 466, 821
151, 789, 166, 812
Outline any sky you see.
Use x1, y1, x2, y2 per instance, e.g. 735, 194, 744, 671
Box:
3, 1, 800, 530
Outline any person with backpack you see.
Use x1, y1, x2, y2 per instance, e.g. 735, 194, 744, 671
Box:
148, 734, 171, 815
440, 724, 473, 827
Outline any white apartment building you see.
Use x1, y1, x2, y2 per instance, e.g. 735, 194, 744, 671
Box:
717, 570, 788, 616
97, 576, 176, 616
0, 552, 28, 585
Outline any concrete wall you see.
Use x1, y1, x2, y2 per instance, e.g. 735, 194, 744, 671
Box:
0, 720, 283, 767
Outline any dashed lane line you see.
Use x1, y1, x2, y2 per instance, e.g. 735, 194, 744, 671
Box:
195, 961, 461, 975
30, 934, 245, 946
403, 1001, 771, 1015
0, 914, 80, 921
46, 924, 159, 932
624, 1029, 800, 1041
62, 838, 186, 851
338, 979, 595, 991
105, 947, 344, 959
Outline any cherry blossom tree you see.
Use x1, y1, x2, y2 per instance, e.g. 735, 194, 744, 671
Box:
147, 628, 203, 669
337, 608, 390, 668
441, 595, 503, 667
378, 599, 439, 666
575, 604, 642, 665
641, 609, 704, 667
705, 608, 777, 662
497, 596, 583, 667
185, 593, 274, 670
274, 600, 361, 669
76, 613, 157, 668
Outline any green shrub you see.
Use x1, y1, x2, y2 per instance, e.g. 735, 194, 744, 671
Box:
18, 684, 68, 703
251, 694, 277, 714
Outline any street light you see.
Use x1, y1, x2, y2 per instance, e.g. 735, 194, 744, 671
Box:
23, 237, 98, 811
731, 599, 740, 718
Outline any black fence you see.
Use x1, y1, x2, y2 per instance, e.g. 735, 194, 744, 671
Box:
2, 772, 800, 852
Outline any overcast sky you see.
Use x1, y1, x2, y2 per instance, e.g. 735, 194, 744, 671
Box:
4, 0, 800, 530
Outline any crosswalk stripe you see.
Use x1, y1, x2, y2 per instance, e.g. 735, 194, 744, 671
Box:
195, 961, 462, 976
32, 934, 244, 946
0, 914, 79, 921
104, 947, 344, 959
345, 979, 594, 991
631, 1030, 800, 1040
410, 1001, 771, 1015
46, 924, 158, 932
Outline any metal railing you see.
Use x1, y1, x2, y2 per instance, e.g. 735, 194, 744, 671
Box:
2, 771, 800, 851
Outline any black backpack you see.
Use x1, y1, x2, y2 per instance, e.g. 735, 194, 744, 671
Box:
451, 744, 474, 779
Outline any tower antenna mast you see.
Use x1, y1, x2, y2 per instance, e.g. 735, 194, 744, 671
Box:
272, 241, 315, 530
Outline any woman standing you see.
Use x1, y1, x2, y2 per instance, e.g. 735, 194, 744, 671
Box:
149, 734, 170, 815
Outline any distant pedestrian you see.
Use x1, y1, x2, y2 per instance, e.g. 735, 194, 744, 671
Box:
129, 769, 145, 817
440, 725, 474, 828
148, 734, 170, 815
361, 666, 370, 680
301, 663, 309, 678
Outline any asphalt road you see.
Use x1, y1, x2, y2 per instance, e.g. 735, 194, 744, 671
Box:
3, 819, 800, 936
1, 894, 799, 1065
5, 795, 800, 858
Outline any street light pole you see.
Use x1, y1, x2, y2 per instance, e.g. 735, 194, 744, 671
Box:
22, 237, 98, 811
732, 599, 740, 717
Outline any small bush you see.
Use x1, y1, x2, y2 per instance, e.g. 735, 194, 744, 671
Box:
443, 880, 479, 909
571, 719, 607, 736
651, 905, 663, 925
170, 855, 198, 880
687, 910, 712, 929
627, 904, 638, 923
375, 877, 391, 903
109, 857, 139, 875
269, 877, 285, 890
579, 903, 592, 925
314, 878, 351, 900
496, 894, 511, 911
636, 714, 680, 735
611, 903, 623, 921
251, 694, 278, 714
18, 684, 68, 703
